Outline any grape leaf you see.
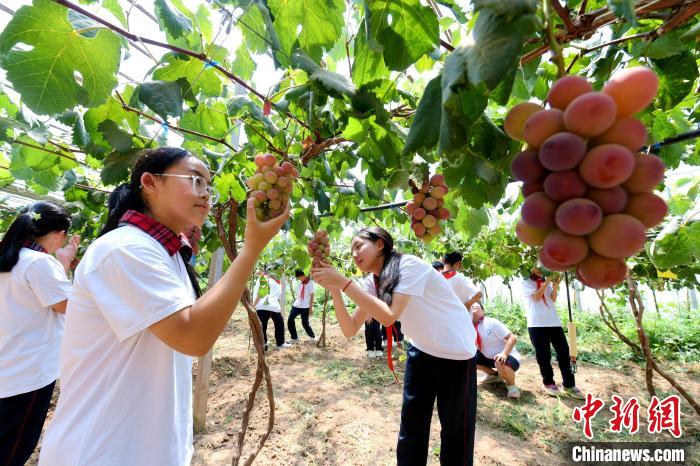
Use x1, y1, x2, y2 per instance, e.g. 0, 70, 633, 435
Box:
0, 0, 121, 115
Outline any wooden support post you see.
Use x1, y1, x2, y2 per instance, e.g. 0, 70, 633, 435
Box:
193, 248, 225, 433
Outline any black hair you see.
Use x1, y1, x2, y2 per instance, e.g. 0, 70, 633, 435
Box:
431, 261, 444, 271
355, 227, 402, 306
101, 147, 202, 297
294, 269, 306, 277
0, 201, 71, 272
443, 251, 463, 266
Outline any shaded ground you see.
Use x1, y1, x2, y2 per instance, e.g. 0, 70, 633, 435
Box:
30, 311, 699, 465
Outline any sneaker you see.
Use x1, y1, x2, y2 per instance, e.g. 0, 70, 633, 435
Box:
563, 386, 585, 400
367, 350, 374, 359
289, 338, 299, 344
480, 373, 502, 385
543, 384, 561, 396
373, 350, 384, 358
308, 336, 317, 342
277, 342, 292, 349
507, 385, 521, 399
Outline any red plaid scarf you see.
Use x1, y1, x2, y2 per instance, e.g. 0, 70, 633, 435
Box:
374, 274, 398, 383
442, 270, 457, 280
474, 317, 483, 351
22, 240, 47, 254
118, 210, 192, 260
300, 277, 310, 300
535, 276, 548, 305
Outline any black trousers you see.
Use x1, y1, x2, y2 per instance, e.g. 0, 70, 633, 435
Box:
528, 326, 576, 388
364, 319, 383, 351
257, 309, 285, 347
0, 381, 56, 466
287, 306, 315, 339
382, 320, 404, 342
397, 345, 477, 466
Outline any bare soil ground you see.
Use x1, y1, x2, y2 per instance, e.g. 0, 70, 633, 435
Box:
30, 311, 699, 465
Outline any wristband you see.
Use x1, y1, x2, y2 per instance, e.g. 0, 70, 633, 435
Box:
341, 279, 353, 293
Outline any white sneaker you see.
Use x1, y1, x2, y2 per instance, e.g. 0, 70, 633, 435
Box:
373, 350, 384, 358
480, 373, 502, 385
277, 342, 292, 349
367, 350, 374, 358
507, 385, 521, 399
308, 336, 317, 342
289, 338, 299, 343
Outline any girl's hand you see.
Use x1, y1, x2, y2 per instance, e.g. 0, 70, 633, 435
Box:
56, 235, 81, 269
243, 198, 290, 254
311, 263, 348, 291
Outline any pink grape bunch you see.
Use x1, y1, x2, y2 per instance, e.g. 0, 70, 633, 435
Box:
307, 230, 330, 267
405, 174, 451, 243
506, 67, 667, 289
246, 154, 299, 221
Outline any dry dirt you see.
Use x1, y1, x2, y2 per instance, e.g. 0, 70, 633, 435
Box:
30, 311, 699, 465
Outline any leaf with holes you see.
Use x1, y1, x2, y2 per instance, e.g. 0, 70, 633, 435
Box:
0, 0, 122, 115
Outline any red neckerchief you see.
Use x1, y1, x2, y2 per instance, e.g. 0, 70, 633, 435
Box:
263, 273, 280, 285
474, 316, 483, 351
442, 270, 457, 280
535, 276, 548, 304
374, 274, 398, 383
300, 277, 310, 300
119, 210, 192, 260
22, 240, 48, 254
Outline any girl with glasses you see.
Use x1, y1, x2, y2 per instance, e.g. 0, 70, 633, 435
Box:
39, 147, 288, 466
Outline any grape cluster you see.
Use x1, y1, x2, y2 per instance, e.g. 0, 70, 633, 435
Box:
405, 174, 451, 243
507, 68, 667, 289
246, 154, 299, 221
307, 230, 330, 267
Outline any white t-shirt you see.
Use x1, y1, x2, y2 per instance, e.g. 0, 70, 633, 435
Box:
443, 271, 479, 305
293, 279, 315, 308
39, 226, 196, 466
521, 278, 562, 327
0, 249, 70, 398
361, 254, 476, 360
476, 317, 521, 362
255, 276, 282, 313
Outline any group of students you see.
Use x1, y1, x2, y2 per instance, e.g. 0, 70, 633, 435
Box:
430, 254, 584, 401
253, 268, 317, 350
1, 146, 582, 466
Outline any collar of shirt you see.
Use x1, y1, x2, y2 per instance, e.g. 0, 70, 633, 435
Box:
118, 210, 192, 259
22, 240, 48, 254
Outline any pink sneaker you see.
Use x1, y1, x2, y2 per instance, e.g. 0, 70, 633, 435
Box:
543, 384, 561, 396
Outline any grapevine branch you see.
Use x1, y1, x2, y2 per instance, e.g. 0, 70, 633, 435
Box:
521, 0, 700, 65
11, 139, 91, 168
625, 274, 700, 415
316, 289, 329, 348
114, 92, 237, 152
318, 200, 408, 218
213, 201, 275, 466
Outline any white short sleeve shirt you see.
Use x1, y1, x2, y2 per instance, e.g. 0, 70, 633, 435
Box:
293, 279, 315, 308
444, 272, 479, 305
256, 276, 282, 313
477, 317, 521, 362
39, 226, 196, 466
521, 278, 562, 327
363, 255, 476, 360
0, 249, 70, 397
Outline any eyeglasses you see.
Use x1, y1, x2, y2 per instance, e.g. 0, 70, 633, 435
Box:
154, 174, 219, 203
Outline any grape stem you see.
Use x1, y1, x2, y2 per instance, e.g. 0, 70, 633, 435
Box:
544, 0, 567, 79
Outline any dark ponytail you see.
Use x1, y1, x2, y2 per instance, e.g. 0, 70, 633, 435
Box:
356, 227, 402, 306
0, 202, 71, 272
101, 147, 202, 297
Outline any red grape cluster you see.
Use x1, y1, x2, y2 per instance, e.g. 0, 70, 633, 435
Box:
246, 154, 299, 221
507, 68, 667, 289
405, 174, 451, 243
307, 230, 330, 267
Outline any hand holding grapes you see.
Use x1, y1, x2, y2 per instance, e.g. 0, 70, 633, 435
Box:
311, 264, 349, 292
242, 198, 290, 254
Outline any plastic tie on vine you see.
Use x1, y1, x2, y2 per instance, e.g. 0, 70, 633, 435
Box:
161, 121, 169, 138
204, 59, 220, 69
